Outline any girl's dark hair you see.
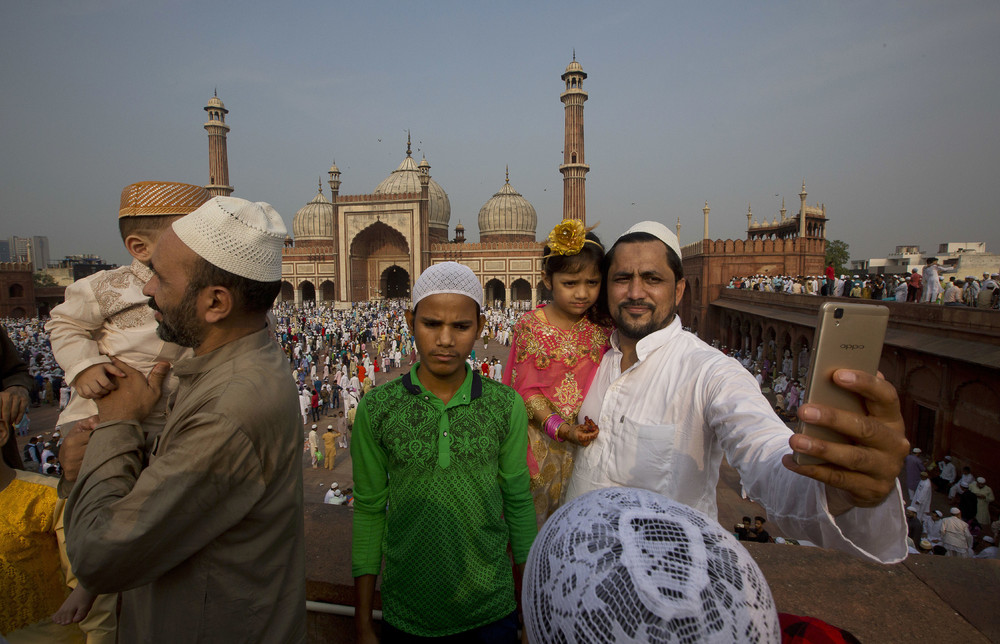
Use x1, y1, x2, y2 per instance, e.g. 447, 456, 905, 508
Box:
542, 231, 605, 277
543, 231, 612, 326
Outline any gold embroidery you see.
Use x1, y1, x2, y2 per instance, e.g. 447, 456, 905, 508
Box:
92, 265, 154, 329
553, 373, 582, 418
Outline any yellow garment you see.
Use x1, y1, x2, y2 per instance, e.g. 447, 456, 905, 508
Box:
0, 471, 83, 643
323, 432, 337, 469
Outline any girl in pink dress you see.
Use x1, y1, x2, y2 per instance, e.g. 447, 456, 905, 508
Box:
503, 220, 611, 528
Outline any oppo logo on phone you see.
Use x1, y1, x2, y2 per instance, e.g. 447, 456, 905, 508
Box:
840, 344, 865, 350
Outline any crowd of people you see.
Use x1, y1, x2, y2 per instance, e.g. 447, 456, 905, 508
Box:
0, 184, 995, 642
728, 264, 1000, 308
900, 448, 998, 559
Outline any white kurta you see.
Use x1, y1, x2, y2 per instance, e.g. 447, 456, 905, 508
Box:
912, 479, 933, 521
566, 316, 907, 564
45, 260, 190, 433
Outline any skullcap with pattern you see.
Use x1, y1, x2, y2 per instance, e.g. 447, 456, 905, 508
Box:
119, 181, 212, 218
410, 261, 483, 310
173, 196, 287, 283
523, 487, 780, 644
619, 220, 683, 261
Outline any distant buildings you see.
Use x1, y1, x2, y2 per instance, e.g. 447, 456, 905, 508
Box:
2, 235, 51, 272
852, 242, 1000, 277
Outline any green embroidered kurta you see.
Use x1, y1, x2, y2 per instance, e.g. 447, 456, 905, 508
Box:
351, 364, 536, 636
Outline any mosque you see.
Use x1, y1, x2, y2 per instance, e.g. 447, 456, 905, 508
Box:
220, 57, 595, 308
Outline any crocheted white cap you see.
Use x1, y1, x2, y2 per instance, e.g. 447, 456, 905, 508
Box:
619, 220, 682, 261
523, 487, 779, 644
173, 197, 286, 282
411, 261, 483, 309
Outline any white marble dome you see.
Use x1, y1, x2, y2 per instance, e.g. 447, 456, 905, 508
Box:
374, 154, 451, 232
478, 173, 537, 240
292, 187, 334, 241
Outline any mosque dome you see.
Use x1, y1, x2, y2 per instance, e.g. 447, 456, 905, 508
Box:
565, 60, 583, 74
373, 150, 451, 236
478, 170, 537, 243
206, 96, 225, 109
292, 185, 334, 242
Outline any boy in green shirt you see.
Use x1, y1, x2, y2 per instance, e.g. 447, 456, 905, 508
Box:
352, 262, 536, 642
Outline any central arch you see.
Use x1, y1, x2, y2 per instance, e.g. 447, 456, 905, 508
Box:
381, 265, 410, 299
349, 222, 410, 302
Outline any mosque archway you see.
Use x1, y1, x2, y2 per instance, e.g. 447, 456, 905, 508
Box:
380, 266, 410, 299
280, 281, 294, 302
320, 280, 336, 302
485, 279, 506, 307
300, 281, 316, 302
10, 307, 26, 318
349, 222, 410, 302
511, 279, 531, 305
9, 284, 24, 298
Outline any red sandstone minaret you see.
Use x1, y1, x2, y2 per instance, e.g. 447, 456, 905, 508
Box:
560, 53, 589, 224
204, 91, 234, 197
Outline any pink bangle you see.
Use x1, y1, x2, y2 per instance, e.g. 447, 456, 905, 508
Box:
544, 413, 565, 442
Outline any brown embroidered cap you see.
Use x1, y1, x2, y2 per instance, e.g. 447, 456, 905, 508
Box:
119, 181, 213, 218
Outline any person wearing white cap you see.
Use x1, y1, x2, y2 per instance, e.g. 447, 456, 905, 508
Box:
940, 507, 973, 557
970, 476, 994, 526
308, 423, 320, 468
324, 481, 340, 504
904, 447, 926, 499
920, 257, 955, 303
61, 196, 306, 642
923, 509, 944, 544
352, 261, 535, 641
565, 220, 909, 564
975, 535, 998, 559
523, 487, 782, 643
912, 471, 932, 522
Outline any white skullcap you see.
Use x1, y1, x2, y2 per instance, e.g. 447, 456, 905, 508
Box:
945, 455, 951, 461
311, 424, 317, 429
523, 487, 779, 644
906, 505, 917, 513
934, 510, 943, 517
173, 196, 286, 282
984, 536, 995, 544
912, 448, 921, 454
919, 539, 932, 549
950, 507, 961, 515
327, 425, 333, 430
330, 482, 338, 489
411, 262, 483, 310
618, 220, 682, 261
977, 477, 986, 484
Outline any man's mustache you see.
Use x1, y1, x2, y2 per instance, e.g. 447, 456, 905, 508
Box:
619, 299, 653, 311
148, 298, 160, 313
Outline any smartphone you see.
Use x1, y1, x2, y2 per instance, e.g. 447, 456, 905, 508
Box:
794, 302, 889, 466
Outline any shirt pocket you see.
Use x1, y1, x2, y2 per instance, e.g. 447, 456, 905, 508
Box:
607, 416, 675, 489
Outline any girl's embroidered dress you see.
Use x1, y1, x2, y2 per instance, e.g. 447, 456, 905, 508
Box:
503, 306, 610, 527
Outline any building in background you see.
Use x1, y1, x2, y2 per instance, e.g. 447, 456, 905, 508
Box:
851, 241, 999, 277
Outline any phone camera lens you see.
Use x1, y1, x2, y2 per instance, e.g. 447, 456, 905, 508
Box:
834, 308, 844, 319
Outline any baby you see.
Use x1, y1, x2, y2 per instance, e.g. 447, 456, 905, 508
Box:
47, 181, 212, 437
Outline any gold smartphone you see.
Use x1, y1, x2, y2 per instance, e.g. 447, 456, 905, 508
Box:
794, 302, 889, 466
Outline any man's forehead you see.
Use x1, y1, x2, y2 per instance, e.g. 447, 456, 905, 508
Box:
609, 240, 672, 273
412, 292, 479, 316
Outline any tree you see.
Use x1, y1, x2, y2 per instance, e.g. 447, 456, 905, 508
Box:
34, 271, 57, 287
825, 239, 850, 276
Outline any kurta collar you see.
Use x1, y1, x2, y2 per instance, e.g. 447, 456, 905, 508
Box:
172, 327, 272, 378
402, 363, 482, 405
609, 315, 683, 369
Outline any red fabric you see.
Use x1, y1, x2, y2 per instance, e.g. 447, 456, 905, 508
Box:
778, 613, 861, 644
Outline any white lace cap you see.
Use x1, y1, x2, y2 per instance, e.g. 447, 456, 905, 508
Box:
173, 197, 286, 282
410, 261, 483, 310
620, 220, 682, 260
523, 487, 780, 644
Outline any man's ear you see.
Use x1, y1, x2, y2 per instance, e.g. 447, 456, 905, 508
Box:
405, 309, 415, 332
124, 234, 152, 263
202, 286, 234, 324
476, 313, 486, 338
674, 277, 687, 306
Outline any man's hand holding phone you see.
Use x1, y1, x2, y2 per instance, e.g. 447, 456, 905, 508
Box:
782, 369, 909, 516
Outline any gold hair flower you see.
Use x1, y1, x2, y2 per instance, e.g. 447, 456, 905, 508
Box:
546, 219, 600, 257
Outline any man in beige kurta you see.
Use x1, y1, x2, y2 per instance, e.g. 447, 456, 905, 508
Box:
62, 197, 305, 642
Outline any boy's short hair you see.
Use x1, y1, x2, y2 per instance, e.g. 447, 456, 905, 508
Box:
118, 181, 212, 242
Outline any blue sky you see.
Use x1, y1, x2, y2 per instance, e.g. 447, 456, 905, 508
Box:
2, 1, 998, 266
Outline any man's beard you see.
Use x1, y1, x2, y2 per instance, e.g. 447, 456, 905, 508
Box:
149, 291, 204, 348
614, 299, 676, 341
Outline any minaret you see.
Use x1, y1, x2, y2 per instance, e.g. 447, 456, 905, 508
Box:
746, 203, 753, 234
675, 217, 681, 241
560, 53, 590, 223
798, 180, 808, 238
779, 197, 787, 222
204, 91, 234, 197
702, 201, 710, 239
